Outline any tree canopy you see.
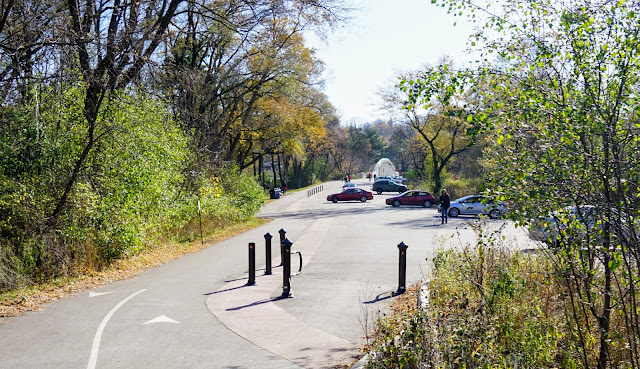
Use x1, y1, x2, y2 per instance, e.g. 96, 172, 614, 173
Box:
428, 0, 640, 366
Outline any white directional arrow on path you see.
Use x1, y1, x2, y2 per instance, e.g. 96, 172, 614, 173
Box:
89, 292, 113, 298
143, 315, 179, 325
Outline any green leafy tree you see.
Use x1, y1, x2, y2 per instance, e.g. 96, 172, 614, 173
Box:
364, 126, 386, 163
397, 64, 486, 193
433, 0, 640, 367
0, 86, 191, 287
158, 0, 347, 179
344, 125, 372, 175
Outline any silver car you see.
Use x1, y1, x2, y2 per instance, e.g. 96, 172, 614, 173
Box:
438, 195, 507, 219
529, 205, 639, 246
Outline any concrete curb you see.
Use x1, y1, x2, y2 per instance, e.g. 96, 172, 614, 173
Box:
350, 353, 369, 369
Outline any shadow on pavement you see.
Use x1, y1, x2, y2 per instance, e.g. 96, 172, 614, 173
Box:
204, 284, 250, 296
226, 297, 278, 311
362, 291, 397, 305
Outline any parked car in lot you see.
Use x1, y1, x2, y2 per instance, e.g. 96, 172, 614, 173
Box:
342, 182, 356, 190
390, 176, 409, 184
376, 176, 407, 184
529, 205, 640, 246
529, 206, 595, 245
386, 191, 436, 208
327, 188, 374, 203
438, 195, 507, 219
372, 179, 408, 194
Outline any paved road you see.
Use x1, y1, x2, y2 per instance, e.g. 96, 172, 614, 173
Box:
0, 180, 539, 369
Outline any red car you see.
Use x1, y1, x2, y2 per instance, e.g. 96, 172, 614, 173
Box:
385, 190, 436, 208
327, 188, 374, 203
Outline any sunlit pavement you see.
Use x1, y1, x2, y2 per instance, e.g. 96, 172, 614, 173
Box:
0, 179, 538, 369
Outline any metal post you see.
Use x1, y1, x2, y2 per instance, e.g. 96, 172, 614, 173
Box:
247, 242, 256, 286
397, 241, 408, 294
279, 228, 286, 266
264, 233, 273, 275
281, 238, 293, 298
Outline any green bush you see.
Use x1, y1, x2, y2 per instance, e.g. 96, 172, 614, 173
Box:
412, 175, 485, 199
366, 223, 576, 368
0, 87, 266, 291
439, 176, 485, 200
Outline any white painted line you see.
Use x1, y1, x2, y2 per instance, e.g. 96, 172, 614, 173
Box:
87, 289, 146, 369
143, 315, 179, 325
89, 292, 113, 298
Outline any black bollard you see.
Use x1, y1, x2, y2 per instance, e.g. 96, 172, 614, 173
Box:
278, 228, 286, 266
247, 242, 256, 286
264, 233, 273, 275
281, 238, 293, 298
397, 241, 408, 294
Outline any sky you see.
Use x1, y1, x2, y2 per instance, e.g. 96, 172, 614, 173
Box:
307, 0, 475, 125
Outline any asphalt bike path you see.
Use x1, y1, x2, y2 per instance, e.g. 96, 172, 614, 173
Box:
0, 180, 539, 368
0, 184, 328, 368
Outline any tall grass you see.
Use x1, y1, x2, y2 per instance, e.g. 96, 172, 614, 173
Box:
365, 222, 579, 368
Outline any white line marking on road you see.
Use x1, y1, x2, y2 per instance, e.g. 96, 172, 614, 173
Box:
89, 292, 113, 298
143, 315, 179, 325
87, 289, 146, 369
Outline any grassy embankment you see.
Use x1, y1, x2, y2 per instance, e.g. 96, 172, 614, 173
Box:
0, 217, 270, 317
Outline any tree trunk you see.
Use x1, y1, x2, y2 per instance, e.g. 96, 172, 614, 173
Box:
277, 152, 284, 186
271, 153, 277, 188
432, 154, 443, 194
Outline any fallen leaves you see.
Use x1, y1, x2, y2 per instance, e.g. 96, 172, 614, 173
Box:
0, 218, 271, 317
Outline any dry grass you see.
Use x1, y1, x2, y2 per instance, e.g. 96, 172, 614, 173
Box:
390, 283, 421, 316
0, 217, 271, 317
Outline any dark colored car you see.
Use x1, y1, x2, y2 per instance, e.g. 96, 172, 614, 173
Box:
372, 179, 408, 194
386, 191, 436, 208
327, 188, 374, 203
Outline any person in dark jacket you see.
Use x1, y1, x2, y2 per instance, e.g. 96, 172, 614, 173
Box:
439, 189, 451, 224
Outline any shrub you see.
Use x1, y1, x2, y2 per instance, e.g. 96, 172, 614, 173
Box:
0, 87, 265, 292
366, 222, 576, 368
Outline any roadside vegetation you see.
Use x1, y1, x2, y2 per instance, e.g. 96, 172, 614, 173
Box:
364, 0, 640, 367
0, 0, 353, 297
366, 224, 573, 368
0, 217, 269, 317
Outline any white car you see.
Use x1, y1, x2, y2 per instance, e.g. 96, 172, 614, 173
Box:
438, 195, 507, 219
342, 182, 356, 190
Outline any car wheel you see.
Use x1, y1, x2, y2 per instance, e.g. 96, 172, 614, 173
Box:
449, 207, 460, 217
393, 200, 401, 207
489, 209, 500, 219
376, 190, 382, 194
360, 195, 367, 202
332, 197, 338, 203
423, 200, 433, 208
